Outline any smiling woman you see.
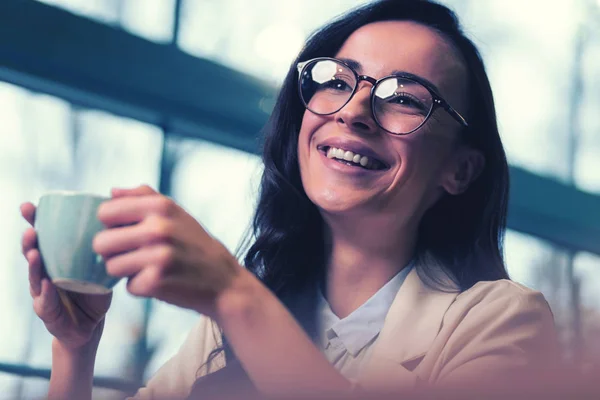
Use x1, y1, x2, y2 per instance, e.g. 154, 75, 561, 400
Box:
20, 0, 560, 399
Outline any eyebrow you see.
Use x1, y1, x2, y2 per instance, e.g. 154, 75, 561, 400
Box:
338, 57, 442, 94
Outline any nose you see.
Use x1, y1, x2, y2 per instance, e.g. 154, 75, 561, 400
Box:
335, 84, 378, 134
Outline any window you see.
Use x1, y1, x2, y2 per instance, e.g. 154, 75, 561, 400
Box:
177, 0, 366, 84
0, 81, 163, 398
35, 0, 175, 43
574, 34, 600, 194
2, 0, 600, 397
143, 136, 261, 378
505, 231, 575, 361
574, 252, 600, 368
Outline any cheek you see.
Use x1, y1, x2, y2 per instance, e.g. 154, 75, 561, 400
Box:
389, 135, 426, 174
390, 132, 453, 188
297, 111, 325, 172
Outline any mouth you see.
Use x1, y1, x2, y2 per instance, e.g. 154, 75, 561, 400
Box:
317, 145, 389, 171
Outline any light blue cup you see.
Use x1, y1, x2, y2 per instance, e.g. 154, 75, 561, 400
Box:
35, 192, 120, 295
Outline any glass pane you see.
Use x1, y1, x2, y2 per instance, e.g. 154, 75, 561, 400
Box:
120, 0, 175, 43
177, 0, 365, 84
574, 35, 600, 194
0, 81, 163, 399
143, 135, 262, 378
574, 252, 600, 370
0, 81, 37, 399
36, 0, 121, 24
35, 0, 175, 43
170, 138, 262, 254
504, 230, 574, 360
460, 0, 585, 182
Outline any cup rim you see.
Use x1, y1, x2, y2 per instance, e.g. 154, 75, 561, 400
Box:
39, 191, 109, 201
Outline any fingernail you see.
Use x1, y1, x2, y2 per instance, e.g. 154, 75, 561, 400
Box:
111, 188, 127, 198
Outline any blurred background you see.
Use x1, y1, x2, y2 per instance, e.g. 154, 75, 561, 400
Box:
0, 0, 599, 398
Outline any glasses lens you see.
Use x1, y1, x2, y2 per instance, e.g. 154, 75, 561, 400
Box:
373, 77, 433, 134
299, 59, 357, 115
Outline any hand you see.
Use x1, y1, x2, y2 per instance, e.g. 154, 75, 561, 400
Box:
93, 185, 243, 317
21, 203, 112, 350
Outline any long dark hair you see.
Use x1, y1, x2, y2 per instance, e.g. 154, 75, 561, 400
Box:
247, 0, 509, 329
191, 0, 510, 391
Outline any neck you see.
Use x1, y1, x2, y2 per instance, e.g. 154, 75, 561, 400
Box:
322, 212, 417, 319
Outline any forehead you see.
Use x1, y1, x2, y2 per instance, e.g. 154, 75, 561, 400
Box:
335, 20, 466, 100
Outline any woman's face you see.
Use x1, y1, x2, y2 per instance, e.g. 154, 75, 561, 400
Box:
297, 20, 476, 226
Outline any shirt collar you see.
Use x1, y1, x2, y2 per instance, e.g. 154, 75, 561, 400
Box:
317, 262, 414, 356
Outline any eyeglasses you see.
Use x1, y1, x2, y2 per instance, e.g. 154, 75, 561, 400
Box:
297, 57, 468, 135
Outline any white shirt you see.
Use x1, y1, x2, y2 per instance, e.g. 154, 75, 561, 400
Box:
317, 263, 414, 380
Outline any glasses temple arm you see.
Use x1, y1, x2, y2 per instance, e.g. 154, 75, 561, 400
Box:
438, 99, 469, 127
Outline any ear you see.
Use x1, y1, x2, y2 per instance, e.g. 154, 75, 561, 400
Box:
441, 148, 485, 196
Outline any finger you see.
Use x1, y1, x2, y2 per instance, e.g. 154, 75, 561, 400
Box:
126, 265, 163, 298
22, 228, 38, 255
33, 279, 61, 324
111, 185, 157, 199
20, 203, 36, 226
27, 249, 44, 297
93, 215, 174, 257
105, 244, 176, 278
97, 195, 178, 227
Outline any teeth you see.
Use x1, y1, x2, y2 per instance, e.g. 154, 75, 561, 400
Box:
326, 147, 372, 168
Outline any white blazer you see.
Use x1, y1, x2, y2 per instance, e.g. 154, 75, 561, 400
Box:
131, 267, 559, 399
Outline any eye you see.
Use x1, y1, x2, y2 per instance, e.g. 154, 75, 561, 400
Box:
389, 92, 429, 113
320, 77, 354, 92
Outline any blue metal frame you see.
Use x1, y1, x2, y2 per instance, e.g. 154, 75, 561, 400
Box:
0, 362, 137, 394
0, 0, 275, 153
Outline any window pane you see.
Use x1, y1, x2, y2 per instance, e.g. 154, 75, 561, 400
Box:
574, 252, 600, 370
574, 35, 600, 194
120, 0, 175, 43
170, 138, 261, 253
505, 230, 574, 360
460, 0, 586, 181
143, 135, 261, 378
35, 0, 175, 43
177, 0, 365, 84
0, 81, 163, 399
36, 0, 121, 24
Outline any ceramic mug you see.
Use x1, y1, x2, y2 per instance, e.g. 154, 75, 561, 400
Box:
35, 191, 120, 294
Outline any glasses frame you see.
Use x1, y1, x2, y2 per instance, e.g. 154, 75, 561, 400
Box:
297, 57, 469, 135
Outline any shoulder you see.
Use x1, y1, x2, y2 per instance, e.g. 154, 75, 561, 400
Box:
130, 316, 224, 400
425, 279, 560, 386
189, 316, 225, 374
152, 315, 222, 371
459, 279, 543, 298
160, 315, 223, 375
417, 263, 553, 325
443, 279, 557, 348
455, 279, 550, 312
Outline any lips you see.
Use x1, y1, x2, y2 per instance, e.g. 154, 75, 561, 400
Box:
316, 139, 390, 171
320, 146, 387, 170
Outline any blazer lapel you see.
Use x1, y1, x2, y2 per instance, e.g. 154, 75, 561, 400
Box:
358, 265, 460, 389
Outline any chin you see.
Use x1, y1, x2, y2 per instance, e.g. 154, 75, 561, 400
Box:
307, 186, 371, 215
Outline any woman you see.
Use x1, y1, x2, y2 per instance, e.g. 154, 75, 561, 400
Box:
20, 0, 559, 399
